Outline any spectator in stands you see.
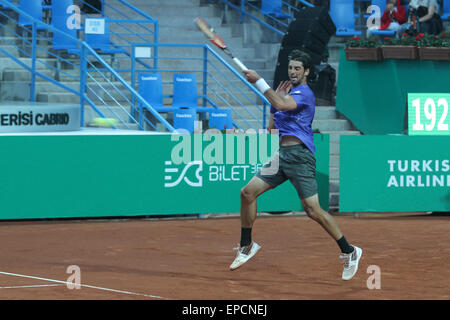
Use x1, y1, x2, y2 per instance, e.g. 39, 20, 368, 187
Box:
367, 0, 407, 38
407, 0, 443, 34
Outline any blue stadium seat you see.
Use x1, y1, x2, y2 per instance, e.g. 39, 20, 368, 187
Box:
172, 73, 198, 110
261, 0, 293, 19
84, 18, 127, 55
138, 72, 163, 109
443, 0, 450, 20
209, 109, 233, 130
370, 29, 396, 36
137, 72, 176, 113
173, 108, 197, 133
18, 0, 46, 29
330, 0, 362, 37
51, 14, 80, 54
51, 0, 74, 16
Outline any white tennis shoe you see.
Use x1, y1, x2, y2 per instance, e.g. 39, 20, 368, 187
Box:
340, 245, 362, 280
229, 242, 261, 270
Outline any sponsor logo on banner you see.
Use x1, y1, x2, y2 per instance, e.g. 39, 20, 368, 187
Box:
164, 160, 203, 188
387, 159, 450, 188
163, 129, 280, 188
164, 159, 257, 188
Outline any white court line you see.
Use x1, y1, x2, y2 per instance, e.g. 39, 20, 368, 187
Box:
0, 284, 62, 289
0, 271, 167, 299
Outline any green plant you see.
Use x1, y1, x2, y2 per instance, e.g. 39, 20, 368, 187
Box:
345, 36, 381, 48
383, 33, 419, 46
416, 32, 450, 47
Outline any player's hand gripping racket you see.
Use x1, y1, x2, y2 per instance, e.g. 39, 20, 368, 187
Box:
194, 17, 248, 71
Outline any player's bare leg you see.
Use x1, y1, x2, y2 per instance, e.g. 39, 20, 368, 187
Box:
240, 176, 271, 228
301, 194, 362, 280
230, 176, 271, 270
301, 194, 343, 240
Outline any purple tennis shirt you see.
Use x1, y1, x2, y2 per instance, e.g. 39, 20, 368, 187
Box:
270, 83, 316, 154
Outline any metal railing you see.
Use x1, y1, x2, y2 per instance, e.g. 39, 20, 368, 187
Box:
130, 43, 271, 130
0, 0, 173, 131
213, 0, 314, 36
77, 0, 159, 72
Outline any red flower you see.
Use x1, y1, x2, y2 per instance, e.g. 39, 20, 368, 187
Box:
354, 36, 361, 40
384, 37, 390, 41
415, 35, 420, 40
441, 33, 447, 38
419, 33, 425, 37
402, 32, 408, 37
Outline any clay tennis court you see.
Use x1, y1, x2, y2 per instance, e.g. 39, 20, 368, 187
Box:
0, 212, 449, 300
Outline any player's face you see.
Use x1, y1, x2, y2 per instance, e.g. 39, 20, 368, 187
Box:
288, 60, 309, 86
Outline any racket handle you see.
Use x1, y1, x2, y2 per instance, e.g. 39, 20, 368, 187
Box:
233, 57, 248, 71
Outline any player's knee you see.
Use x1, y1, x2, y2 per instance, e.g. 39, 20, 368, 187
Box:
304, 204, 322, 221
240, 186, 256, 203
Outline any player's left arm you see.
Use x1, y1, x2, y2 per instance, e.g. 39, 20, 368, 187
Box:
264, 89, 297, 111
243, 70, 297, 111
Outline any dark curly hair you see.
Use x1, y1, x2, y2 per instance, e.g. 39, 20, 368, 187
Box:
288, 50, 311, 72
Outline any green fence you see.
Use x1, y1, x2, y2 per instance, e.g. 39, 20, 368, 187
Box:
336, 49, 450, 135
340, 135, 450, 212
0, 133, 329, 220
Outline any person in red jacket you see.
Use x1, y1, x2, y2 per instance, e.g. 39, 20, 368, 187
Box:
367, 0, 407, 38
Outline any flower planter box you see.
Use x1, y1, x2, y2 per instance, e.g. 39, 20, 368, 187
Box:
345, 47, 383, 61
418, 47, 450, 61
381, 45, 418, 59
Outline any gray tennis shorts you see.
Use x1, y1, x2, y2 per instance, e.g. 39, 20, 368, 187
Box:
256, 143, 318, 199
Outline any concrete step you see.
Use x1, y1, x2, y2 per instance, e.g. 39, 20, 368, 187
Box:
312, 119, 353, 131
158, 16, 222, 28
254, 42, 281, 60
320, 130, 362, 143
0, 35, 51, 47
329, 193, 339, 207
0, 44, 50, 58
330, 154, 339, 168
0, 57, 57, 73
1, 66, 125, 82
128, 0, 201, 6
136, 5, 216, 19
314, 106, 342, 120
2, 68, 55, 81
36, 92, 80, 104
329, 180, 339, 193
330, 141, 339, 155
233, 118, 266, 130
330, 166, 339, 180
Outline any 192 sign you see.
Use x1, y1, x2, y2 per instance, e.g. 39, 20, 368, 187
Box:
408, 94, 450, 135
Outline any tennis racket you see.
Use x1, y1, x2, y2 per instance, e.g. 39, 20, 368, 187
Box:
194, 17, 248, 71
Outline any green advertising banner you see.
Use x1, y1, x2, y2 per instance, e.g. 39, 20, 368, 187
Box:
0, 133, 329, 220
340, 135, 450, 212
408, 93, 450, 136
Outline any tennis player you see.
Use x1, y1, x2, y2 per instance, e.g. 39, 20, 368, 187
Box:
230, 50, 362, 280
